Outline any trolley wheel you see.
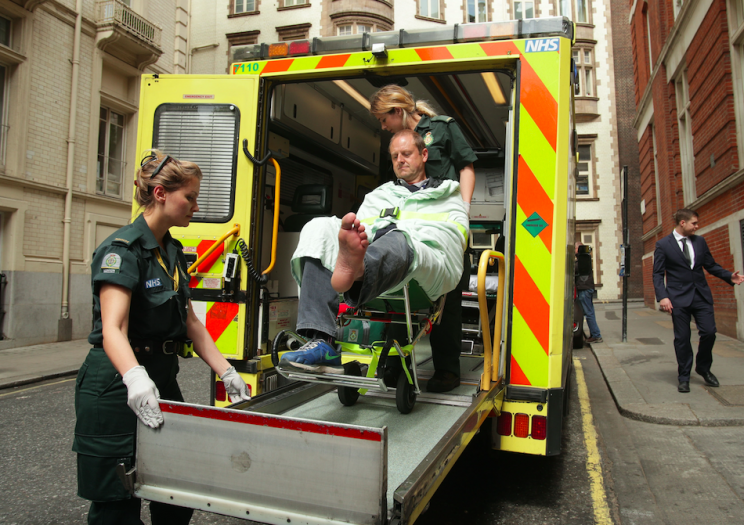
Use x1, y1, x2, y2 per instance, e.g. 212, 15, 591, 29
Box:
338, 361, 361, 407
396, 367, 417, 414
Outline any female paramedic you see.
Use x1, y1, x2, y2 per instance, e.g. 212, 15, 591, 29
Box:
370, 84, 478, 393
73, 151, 251, 525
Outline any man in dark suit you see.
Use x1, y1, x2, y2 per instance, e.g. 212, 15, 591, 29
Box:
653, 209, 743, 393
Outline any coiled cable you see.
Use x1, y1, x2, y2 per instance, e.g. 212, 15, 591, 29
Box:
236, 238, 268, 285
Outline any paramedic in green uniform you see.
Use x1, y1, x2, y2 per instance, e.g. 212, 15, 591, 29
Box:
370, 85, 478, 393
73, 151, 251, 525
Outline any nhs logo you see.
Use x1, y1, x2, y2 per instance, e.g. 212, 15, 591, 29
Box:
525, 38, 559, 53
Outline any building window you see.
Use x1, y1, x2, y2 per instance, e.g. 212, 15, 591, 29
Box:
575, 227, 600, 284
576, 143, 594, 196
572, 46, 594, 97
281, 0, 307, 6
514, 1, 534, 19
652, 124, 661, 226
675, 69, 696, 204
644, 3, 653, 73
233, 0, 256, 14
466, 0, 487, 23
97, 108, 126, 198
0, 16, 10, 47
557, 0, 589, 23
277, 23, 311, 41
419, 0, 441, 19
335, 20, 390, 35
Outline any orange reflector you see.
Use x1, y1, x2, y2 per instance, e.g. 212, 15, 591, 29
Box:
496, 412, 512, 436
216, 380, 227, 402
268, 43, 288, 58
288, 40, 311, 55
514, 413, 530, 438
532, 415, 547, 440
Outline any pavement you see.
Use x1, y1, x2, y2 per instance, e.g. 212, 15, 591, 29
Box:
2, 301, 744, 427
592, 300, 744, 426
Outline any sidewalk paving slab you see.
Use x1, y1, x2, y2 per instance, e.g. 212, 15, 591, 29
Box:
0, 339, 89, 389
591, 302, 744, 426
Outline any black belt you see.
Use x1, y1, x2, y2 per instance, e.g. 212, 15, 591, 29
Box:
129, 339, 191, 356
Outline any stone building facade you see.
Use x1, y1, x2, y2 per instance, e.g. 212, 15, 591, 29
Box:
631, 0, 744, 339
0, 0, 189, 347
190, 0, 642, 302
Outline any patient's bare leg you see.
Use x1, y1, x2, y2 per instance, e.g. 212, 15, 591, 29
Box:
331, 212, 369, 293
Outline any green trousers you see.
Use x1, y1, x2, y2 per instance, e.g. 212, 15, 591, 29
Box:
73, 347, 193, 525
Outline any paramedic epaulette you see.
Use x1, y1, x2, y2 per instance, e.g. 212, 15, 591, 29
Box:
431, 116, 455, 123
110, 227, 144, 248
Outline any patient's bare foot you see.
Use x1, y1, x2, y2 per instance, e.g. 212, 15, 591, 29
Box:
332, 213, 369, 293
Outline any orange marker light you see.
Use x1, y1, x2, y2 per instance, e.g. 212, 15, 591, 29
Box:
268, 43, 288, 58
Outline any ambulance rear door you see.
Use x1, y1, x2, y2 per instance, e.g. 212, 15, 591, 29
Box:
136, 74, 261, 361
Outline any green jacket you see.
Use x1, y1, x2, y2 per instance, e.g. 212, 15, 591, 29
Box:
415, 115, 478, 181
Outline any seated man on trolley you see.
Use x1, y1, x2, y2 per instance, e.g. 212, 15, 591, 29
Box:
280, 129, 469, 375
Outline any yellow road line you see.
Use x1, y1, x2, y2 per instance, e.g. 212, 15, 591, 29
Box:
0, 377, 75, 398
574, 357, 613, 524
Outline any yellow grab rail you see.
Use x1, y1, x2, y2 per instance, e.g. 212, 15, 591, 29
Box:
187, 224, 241, 275
262, 157, 282, 275
477, 250, 505, 391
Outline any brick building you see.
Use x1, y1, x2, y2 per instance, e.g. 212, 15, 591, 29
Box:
631, 0, 744, 339
0, 0, 189, 347
190, 0, 643, 302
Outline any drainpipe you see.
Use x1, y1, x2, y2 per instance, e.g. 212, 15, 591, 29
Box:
188, 43, 219, 74
59, 0, 83, 341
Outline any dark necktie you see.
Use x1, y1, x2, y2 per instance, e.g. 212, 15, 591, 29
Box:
681, 238, 692, 267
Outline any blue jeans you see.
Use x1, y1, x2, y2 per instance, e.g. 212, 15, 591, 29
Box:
578, 289, 601, 339
296, 231, 413, 337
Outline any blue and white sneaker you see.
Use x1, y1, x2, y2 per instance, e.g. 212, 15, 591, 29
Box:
280, 339, 343, 374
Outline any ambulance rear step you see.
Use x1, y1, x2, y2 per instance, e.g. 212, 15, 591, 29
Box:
132, 381, 502, 525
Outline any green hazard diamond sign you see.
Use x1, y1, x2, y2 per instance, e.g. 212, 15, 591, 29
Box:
522, 212, 548, 238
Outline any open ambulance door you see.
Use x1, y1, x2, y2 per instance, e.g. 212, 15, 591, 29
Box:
136, 74, 262, 371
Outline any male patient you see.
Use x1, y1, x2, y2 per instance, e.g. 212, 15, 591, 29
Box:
281, 129, 469, 375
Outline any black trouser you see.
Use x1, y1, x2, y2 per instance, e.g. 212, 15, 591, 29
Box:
428, 250, 470, 376
87, 498, 194, 525
671, 290, 717, 382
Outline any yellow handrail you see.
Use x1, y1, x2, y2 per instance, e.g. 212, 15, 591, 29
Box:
261, 157, 282, 275
187, 224, 240, 275
477, 250, 505, 391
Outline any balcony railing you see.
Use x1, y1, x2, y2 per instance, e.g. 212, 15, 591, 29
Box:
96, 0, 161, 48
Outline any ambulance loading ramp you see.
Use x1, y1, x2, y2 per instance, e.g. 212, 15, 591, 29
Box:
133, 380, 503, 525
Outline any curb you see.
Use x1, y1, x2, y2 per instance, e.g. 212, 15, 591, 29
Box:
588, 343, 744, 427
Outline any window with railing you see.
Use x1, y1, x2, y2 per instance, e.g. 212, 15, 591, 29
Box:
96, 0, 161, 48
97, 108, 126, 198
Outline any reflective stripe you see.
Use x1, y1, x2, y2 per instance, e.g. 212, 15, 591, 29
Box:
361, 210, 467, 241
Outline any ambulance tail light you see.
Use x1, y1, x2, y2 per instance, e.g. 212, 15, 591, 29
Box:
216, 380, 227, 402
532, 415, 547, 440
514, 413, 530, 438
288, 40, 311, 56
496, 412, 512, 436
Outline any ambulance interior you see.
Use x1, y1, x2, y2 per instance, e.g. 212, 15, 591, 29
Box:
258, 71, 512, 357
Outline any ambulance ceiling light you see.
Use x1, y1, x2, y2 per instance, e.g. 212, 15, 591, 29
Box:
333, 80, 370, 110
482, 72, 506, 105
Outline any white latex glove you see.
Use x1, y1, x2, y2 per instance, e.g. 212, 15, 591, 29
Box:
122, 366, 164, 429
220, 366, 251, 402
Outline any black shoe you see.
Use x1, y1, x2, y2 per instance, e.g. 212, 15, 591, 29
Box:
678, 381, 690, 393
696, 370, 720, 387
426, 371, 460, 393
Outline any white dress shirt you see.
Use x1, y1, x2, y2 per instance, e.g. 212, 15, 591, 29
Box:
672, 229, 695, 269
